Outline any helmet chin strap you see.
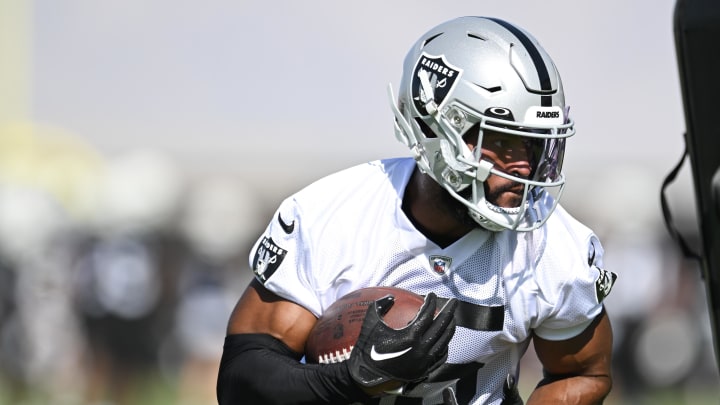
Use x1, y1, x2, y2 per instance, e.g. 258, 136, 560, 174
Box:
469, 210, 506, 232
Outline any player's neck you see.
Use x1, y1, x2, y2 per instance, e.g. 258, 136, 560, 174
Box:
402, 169, 476, 248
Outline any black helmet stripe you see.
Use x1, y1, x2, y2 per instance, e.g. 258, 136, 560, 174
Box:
484, 17, 553, 107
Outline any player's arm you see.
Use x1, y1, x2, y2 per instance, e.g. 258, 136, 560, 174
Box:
217, 278, 457, 404
526, 308, 613, 405
217, 279, 370, 405
225, 278, 315, 352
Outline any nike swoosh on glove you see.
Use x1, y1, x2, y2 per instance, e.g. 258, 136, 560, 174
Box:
347, 292, 457, 390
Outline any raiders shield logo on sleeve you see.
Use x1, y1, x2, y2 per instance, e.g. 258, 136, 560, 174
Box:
252, 236, 287, 283
594, 267, 617, 303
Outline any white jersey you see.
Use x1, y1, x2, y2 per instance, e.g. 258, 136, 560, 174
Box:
249, 158, 615, 405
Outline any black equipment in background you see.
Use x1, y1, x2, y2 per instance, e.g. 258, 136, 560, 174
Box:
671, 0, 720, 371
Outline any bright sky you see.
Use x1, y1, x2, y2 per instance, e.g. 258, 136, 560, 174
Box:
5, 0, 695, 229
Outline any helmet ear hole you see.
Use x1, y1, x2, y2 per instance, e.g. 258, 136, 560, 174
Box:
414, 118, 437, 139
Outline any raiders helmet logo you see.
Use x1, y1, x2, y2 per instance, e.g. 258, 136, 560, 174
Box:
411, 53, 462, 116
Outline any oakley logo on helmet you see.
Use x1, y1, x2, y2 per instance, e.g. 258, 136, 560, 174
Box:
411, 53, 462, 116
485, 107, 516, 121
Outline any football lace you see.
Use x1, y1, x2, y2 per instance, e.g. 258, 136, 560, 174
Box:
317, 345, 354, 364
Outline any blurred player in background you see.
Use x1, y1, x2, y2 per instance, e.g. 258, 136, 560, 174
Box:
217, 16, 617, 404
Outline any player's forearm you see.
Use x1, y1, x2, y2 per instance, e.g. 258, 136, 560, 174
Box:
217, 333, 370, 405
525, 374, 612, 405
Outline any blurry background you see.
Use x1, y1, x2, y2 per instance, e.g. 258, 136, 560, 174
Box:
0, 0, 718, 404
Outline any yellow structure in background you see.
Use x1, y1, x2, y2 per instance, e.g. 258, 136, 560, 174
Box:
0, 1, 105, 223
0, 123, 106, 221
0, 0, 31, 124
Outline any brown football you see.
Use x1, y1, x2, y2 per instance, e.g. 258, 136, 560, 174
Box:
305, 286, 425, 365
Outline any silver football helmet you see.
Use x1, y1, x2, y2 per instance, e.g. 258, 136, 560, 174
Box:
389, 16, 575, 232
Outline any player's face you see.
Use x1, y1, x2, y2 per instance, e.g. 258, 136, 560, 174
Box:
477, 131, 532, 208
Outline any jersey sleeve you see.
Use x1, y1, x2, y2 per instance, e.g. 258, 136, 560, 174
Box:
533, 234, 617, 341
248, 197, 323, 316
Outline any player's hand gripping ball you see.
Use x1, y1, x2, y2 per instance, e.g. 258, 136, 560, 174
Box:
305, 287, 427, 364
305, 287, 457, 396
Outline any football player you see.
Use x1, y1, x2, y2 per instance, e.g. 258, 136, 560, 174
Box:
217, 16, 616, 405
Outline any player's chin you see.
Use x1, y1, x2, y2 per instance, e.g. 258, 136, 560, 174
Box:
484, 179, 526, 208
487, 190, 524, 209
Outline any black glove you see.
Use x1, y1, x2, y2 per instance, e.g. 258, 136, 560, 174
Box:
347, 292, 457, 389
501, 374, 523, 405
442, 387, 459, 405
443, 374, 523, 405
